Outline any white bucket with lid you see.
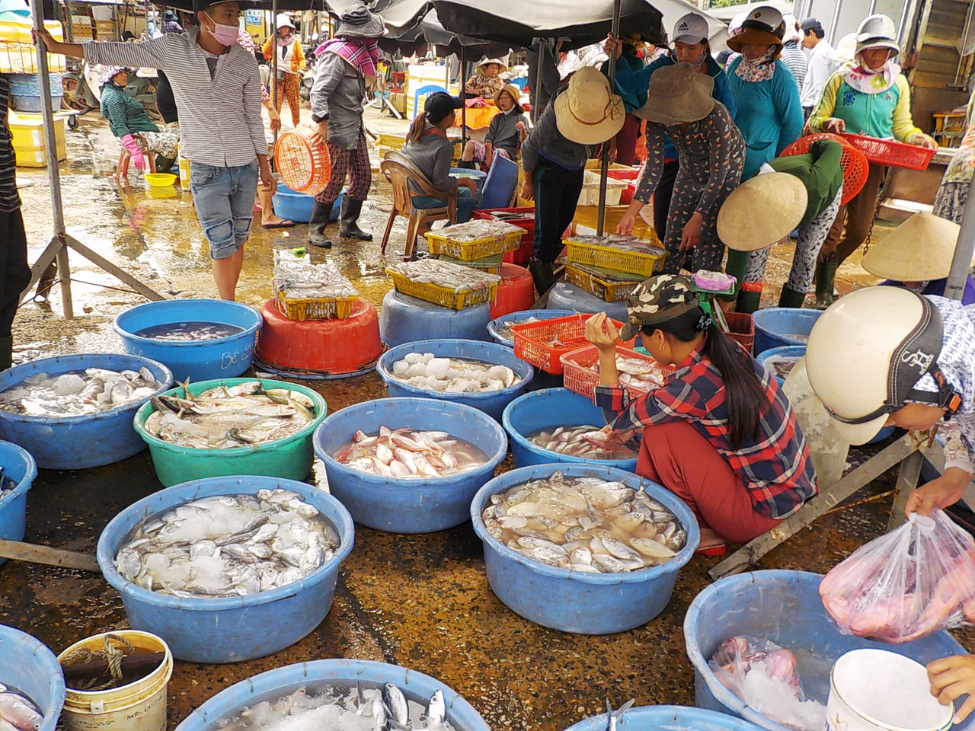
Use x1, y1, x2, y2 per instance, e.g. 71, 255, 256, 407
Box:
826, 649, 953, 731
58, 630, 173, 731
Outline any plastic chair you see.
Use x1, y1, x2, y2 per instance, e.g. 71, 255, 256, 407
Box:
413, 84, 447, 119
114, 134, 156, 180
380, 150, 457, 260
391, 72, 406, 93
480, 153, 519, 209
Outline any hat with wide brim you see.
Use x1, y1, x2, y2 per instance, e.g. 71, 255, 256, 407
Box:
718, 173, 808, 251
553, 66, 626, 145
337, 3, 385, 38
476, 58, 508, 74
861, 212, 971, 281
276, 13, 295, 29
726, 27, 784, 52
634, 62, 715, 124
494, 84, 524, 113
726, 5, 786, 52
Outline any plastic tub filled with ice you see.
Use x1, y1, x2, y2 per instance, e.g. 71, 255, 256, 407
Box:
487, 309, 578, 348
564, 705, 766, 731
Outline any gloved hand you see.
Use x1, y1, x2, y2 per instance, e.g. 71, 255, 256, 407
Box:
121, 134, 148, 172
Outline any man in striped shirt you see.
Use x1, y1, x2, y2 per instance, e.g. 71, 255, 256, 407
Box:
37, 0, 275, 301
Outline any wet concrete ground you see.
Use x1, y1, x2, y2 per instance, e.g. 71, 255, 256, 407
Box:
3, 106, 970, 730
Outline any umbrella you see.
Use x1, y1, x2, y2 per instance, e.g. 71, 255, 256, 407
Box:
379, 6, 510, 57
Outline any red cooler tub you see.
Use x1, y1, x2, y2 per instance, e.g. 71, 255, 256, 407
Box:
491, 264, 535, 319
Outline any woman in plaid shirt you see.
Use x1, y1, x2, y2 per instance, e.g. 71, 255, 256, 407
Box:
586, 274, 818, 553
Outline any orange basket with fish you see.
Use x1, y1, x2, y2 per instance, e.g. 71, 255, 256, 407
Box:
561, 345, 674, 400
511, 314, 634, 375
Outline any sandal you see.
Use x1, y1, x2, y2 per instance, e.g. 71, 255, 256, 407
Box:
262, 219, 296, 229
696, 543, 728, 557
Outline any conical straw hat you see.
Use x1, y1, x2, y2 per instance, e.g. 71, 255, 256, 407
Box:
717, 173, 808, 252
862, 212, 970, 281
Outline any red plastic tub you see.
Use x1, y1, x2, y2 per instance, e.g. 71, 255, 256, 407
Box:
490, 264, 535, 319
473, 207, 535, 265
608, 168, 641, 205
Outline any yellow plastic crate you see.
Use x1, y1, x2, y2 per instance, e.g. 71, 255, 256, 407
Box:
441, 252, 503, 276
275, 291, 358, 321
386, 269, 498, 310
565, 237, 667, 277
10, 112, 66, 167
425, 231, 507, 261
564, 263, 641, 302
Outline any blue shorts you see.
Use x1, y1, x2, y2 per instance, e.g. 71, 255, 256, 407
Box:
189, 160, 260, 260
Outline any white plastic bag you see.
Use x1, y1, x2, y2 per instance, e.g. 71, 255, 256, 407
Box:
820, 510, 975, 643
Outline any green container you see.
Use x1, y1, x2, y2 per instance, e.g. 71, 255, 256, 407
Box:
133, 378, 328, 487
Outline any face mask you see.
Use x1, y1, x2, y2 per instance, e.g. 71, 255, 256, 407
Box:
204, 13, 239, 46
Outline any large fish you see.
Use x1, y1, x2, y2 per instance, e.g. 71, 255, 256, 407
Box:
335, 426, 487, 479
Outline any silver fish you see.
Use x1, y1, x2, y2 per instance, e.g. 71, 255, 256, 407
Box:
528, 425, 639, 460
0, 690, 42, 731
0, 367, 162, 417
388, 259, 500, 294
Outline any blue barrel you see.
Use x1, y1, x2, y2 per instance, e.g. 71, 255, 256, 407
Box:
487, 309, 578, 347
114, 299, 263, 382
502, 388, 637, 471
0, 625, 65, 731
96, 476, 354, 663
0, 354, 173, 470
471, 463, 700, 634
174, 659, 489, 731
379, 290, 492, 347
547, 282, 628, 320
564, 705, 765, 731
377, 339, 533, 421
752, 308, 822, 356
0, 441, 37, 565
756, 345, 806, 386
314, 397, 507, 533
684, 570, 975, 731
271, 185, 342, 223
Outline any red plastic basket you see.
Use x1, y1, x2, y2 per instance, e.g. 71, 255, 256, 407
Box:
473, 207, 535, 265
780, 134, 870, 205
561, 345, 672, 400
780, 132, 852, 155
841, 133, 935, 171
275, 127, 332, 194
511, 314, 635, 374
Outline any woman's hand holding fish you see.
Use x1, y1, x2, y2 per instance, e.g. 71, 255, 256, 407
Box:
586, 313, 621, 387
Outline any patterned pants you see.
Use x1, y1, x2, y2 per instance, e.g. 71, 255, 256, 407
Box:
660, 169, 741, 275
131, 129, 180, 160
744, 187, 843, 293
316, 132, 371, 203
273, 73, 302, 127
933, 181, 968, 225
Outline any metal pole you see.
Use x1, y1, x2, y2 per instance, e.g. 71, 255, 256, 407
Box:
596, 0, 622, 237
460, 44, 467, 150
532, 37, 545, 124
271, 1, 279, 147
945, 176, 975, 301
32, 0, 73, 318
828, 0, 842, 46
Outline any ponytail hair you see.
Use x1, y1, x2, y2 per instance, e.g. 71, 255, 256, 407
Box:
643, 306, 766, 450
406, 114, 427, 144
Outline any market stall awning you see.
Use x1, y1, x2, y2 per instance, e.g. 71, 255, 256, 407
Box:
380, 7, 512, 57
157, 0, 327, 12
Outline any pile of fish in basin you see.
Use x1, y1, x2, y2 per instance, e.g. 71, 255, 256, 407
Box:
471, 463, 700, 634
0, 624, 65, 731
97, 476, 354, 663
314, 397, 508, 533
0, 354, 173, 470
133, 378, 327, 487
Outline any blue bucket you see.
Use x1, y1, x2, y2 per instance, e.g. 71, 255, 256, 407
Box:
272, 184, 342, 224
0, 625, 65, 731
471, 463, 700, 634
379, 290, 493, 347
96, 476, 354, 663
564, 705, 765, 731
377, 339, 534, 421
502, 388, 637, 471
752, 308, 822, 356
487, 309, 578, 348
0, 441, 37, 564
756, 345, 806, 387
0, 354, 173, 470
684, 570, 975, 731
174, 659, 489, 731
314, 397, 508, 533
547, 283, 628, 320
113, 299, 263, 382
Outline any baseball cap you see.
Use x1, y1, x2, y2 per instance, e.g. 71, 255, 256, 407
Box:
424, 92, 464, 124
801, 17, 823, 32
618, 274, 703, 341
673, 13, 709, 44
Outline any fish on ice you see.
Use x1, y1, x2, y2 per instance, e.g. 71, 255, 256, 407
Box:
0, 367, 163, 417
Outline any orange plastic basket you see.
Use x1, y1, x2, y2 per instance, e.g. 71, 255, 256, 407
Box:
275, 127, 332, 194
561, 345, 672, 400
511, 314, 635, 374
780, 134, 870, 205
841, 133, 935, 171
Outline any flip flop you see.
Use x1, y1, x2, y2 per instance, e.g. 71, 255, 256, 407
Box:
262, 220, 296, 229
696, 543, 728, 557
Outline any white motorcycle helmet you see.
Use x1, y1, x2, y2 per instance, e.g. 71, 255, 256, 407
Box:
805, 287, 961, 445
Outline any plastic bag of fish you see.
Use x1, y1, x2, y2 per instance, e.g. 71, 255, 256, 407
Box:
114, 489, 340, 598
566, 234, 666, 256
528, 425, 639, 460
273, 262, 358, 302
482, 472, 686, 573
387, 260, 500, 293
429, 219, 524, 243
217, 683, 455, 731
390, 353, 519, 394
0, 684, 43, 731
0, 367, 163, 417
334, 425, 488, 478
143, 381, 316, 449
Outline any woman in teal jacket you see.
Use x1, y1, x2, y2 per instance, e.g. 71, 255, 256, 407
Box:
98, 66, 179, 173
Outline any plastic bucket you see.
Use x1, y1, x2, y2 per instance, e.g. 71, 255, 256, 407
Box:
379, 290, 493, 347
58, 630, 173, 731
490, 264, 535, 319
757, 345, 807, 386
547, 282, 628, 320
502, 388, 637, 471
564, 705, 766, 731
0, 354, 173, 470
96, 476, 354, 663
113, 299, 263, 382
487, 310, 578, 348
471, 463, 700, 634
0, 441, 37, 565
132, 378, 327, 487
377, 339, 534, 421
314, 397, 508, 533
826, 649, 953, 731
752, 308, 822, 356
174, 659, 489, 731
0, 625, 65, 731
684, 570, 974, 731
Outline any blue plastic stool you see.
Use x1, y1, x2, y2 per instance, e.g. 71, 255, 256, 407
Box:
413, 84, 447, 119
480, 154, 519, 209
379, 290, 492, 347
547, 282, 628, 320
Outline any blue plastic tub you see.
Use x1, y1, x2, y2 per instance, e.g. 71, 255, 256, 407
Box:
9, 73, 63, 113
0, 625, 65, 731
96, 476, 354, 663
684, 570, 975, 731
502, 388, 637, 471
450, 167, 487, 191
487, 309, 578, 348
271, 184, 342, 224
547, 282, 628, 320
174, 659, 489, 731
0, 441, 37, 565
113, 299, 263, 382
377, 339, 534, 421
379, 290, 493, 347
564, 705, 765, 731
314, 397, 508, 533
471, 463, 700, 634
756, 345, 806, 386
752, 308, 822, 356
0, 354, 173, 470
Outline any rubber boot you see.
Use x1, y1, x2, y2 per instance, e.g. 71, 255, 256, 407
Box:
735, 288, 762, 315
778, 285, 807, 309
308, 199, 334, 248
529, 258, 556, 296
339, 198, 373, 241
155, 155, 176, 174
0, 336, 11, 371
814, 258, 837, 309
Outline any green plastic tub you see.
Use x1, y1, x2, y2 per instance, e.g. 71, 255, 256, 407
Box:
133, 378, 327, 487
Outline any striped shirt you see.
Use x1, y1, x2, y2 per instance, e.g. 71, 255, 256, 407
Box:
0, 74, 20, 213
83, 28, 265, 167
781, 42, 808, 96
